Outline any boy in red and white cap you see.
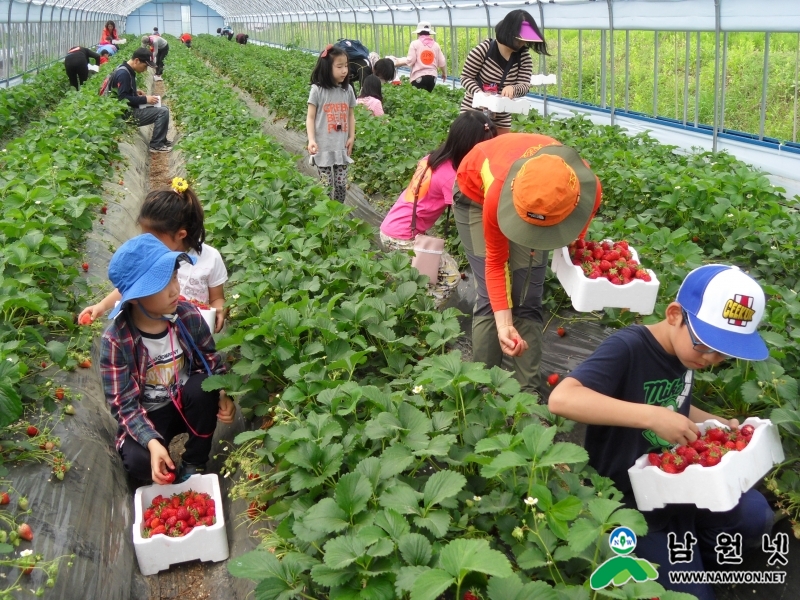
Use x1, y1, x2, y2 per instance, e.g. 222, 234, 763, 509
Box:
549, 264, 775, 599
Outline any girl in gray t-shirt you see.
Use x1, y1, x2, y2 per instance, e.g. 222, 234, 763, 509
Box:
306, 45, 357, 203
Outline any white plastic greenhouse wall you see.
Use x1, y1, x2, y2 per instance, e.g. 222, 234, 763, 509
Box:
2, 0, 797, 194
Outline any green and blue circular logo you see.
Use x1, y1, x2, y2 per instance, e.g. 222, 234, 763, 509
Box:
609, 527, 637, 555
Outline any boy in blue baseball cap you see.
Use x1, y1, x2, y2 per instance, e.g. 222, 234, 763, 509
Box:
100, 234, 235, 486
549, 264, 774, 599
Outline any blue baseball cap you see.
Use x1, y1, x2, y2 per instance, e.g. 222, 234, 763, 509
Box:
677, 264, 768, 361
107, 233, 194, 319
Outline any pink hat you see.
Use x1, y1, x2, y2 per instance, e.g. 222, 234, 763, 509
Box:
517, 21, 543, 43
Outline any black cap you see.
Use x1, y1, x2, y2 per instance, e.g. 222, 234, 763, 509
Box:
131, 47, 155, 67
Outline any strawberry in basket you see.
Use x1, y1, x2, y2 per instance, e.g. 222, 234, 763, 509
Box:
178, 295, 211, 310
568, 239, 651, 285
647, 424, 755, 473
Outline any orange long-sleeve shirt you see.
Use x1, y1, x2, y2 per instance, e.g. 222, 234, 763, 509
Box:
456, 133, 602, 312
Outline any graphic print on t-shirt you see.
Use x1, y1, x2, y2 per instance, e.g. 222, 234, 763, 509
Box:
641, 370, 693, 449
420, 49, 435, 65
144, 348, 186, 405
323, 102, 350, 134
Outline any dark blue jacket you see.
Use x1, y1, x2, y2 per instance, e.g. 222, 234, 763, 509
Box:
111, 63, 147, 108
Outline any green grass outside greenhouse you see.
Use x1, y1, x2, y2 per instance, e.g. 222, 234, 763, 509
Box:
244, 24, 800, 143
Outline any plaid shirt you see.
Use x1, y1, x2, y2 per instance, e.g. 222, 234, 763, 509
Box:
100, 301, 226, 451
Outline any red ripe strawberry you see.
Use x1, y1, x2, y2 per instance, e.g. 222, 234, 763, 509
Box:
648, 452, 661, 466
557, 327, 566, 337
735, 439, 747, 451
202, 516, 215, 527
601, 241, 612, 252
616, 240, 629, 250
176, 507, 190, 521
26, 426, 38, 437
635, 269, 648, 280
143, 508, 154, 521
661, 452, 678, 466
172, 497, 181, 508
247, 501, 259, 520
82, 262, 89, 272
21, 564, 34, 575
609, 275, 622, 286
706, 428, 726, 443
605, 250, 620, 262
599, 260, 612, 272
588, 271, 600, 280
640, 273, 652, 282
149, 518, 161, 529
620, 267, 632, 279
78, 358, 92, 368
575, 239, 586, 249
0, 492, 9, 505
464, 592, 479, 600
17, 524, 33, 542
55, 388, 65, 401
165, 516, 177, 528
79, 313, 92, 325
740, 424, 755, 438
691, 438, 709, 453
573, 249, 585, 261
205, 506, 216, 518
163, 471, 175, 484
592, 248, 604, 260
571, 258, 582, 266
683, 447, 699, 464
151, 525, 167, 536
547, 373, 560, 386
100, 205, 108, 214
662, 463, 679, 474
188, 516, 196, 527
183, 526, 194, 536
176, 520, 187, 532
40, 361, 47, 368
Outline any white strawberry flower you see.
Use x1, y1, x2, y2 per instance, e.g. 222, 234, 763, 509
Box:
413, 385, 423, 394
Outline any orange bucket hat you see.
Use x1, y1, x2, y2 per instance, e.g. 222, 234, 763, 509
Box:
497, 145, 597, 249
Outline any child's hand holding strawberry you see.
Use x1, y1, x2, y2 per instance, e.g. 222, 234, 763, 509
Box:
647, 407, 702, 447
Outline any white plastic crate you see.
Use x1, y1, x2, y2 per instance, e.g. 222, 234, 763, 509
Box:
628, 418, 785, 512
133, 474, 229, 576
550, 244, 660, 314
471, 91, 531, 115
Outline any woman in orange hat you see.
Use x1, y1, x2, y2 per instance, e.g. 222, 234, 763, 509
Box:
460, 10, 548, 134
454, 133, 602, 392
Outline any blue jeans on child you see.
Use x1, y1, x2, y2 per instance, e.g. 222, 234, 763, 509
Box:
634, 489, 774, 600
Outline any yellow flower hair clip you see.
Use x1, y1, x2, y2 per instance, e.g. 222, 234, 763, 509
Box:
171, 177, 189, 194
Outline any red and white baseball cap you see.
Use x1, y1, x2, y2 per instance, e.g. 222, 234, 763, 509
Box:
677, 264, 768, 360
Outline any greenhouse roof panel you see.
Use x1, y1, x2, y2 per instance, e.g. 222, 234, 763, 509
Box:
1, 0, 798, 29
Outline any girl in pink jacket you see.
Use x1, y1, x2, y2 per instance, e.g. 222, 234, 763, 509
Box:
394, 21, 447, 92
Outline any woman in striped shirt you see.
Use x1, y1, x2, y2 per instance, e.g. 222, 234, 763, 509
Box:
460, 10, 549, 134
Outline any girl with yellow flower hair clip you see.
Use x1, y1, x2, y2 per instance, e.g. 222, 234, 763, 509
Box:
79, 181, 229, 333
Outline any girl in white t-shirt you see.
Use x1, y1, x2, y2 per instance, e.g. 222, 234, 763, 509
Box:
79, 178, 229, 332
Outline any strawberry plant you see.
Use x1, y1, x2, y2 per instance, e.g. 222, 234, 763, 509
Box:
160, 43, 681, 599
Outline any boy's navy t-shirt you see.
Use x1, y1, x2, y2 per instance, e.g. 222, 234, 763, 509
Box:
568, 325, 694, 497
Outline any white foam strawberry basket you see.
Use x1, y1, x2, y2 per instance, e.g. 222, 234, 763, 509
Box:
471, 91, 531, 115
133, 474, 229, 576
199, 308, 216, 333
550, 243, 660, 314
628, 418, 784, 512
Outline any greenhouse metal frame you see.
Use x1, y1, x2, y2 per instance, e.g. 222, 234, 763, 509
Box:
1, 0, 799, 172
